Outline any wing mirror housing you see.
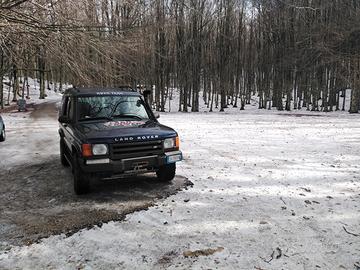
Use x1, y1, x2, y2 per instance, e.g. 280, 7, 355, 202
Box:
143, 90, 151, 98
58, 115, 71, 124
143, 90, 151, 105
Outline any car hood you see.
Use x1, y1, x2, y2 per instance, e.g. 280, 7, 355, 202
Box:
75, 120, 177, 143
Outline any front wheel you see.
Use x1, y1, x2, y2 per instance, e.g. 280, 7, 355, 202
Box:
0, 127, 5, 142
72, 154, 90, 195
157, 163, 176, 182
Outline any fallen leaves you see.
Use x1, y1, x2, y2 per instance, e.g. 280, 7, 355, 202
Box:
300, 187, 312, 193
183, 247, 224, 258
343, 226, 360, 237
157, 251, 178, 265
261, 247, 282, 264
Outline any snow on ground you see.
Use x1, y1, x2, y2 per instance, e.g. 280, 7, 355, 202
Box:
0, 87, 360, 269
0, 79, 69, 168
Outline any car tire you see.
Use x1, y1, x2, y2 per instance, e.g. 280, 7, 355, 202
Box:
157, 163, 176, 182
0, 127, 5, 142
60, 139, 69, 167
72, 153, 90, 195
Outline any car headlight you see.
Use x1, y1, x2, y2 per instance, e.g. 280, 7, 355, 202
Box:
92, 144, 108, 155
164, 137, 179, 150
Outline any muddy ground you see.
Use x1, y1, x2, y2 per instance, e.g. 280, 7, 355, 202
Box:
0, 102, 191, 248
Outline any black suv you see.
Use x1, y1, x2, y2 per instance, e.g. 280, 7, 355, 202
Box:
58, 87, 182, 194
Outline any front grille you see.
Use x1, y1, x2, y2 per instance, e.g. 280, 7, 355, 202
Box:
110, 140, 164, 160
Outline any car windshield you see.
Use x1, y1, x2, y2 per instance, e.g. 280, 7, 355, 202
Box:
77, 95, 150, 121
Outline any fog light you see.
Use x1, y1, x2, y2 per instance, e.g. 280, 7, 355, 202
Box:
167, 154, 182, 164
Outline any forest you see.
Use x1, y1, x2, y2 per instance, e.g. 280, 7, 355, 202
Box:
1, 0, 360, 113
1, 1, 360, 268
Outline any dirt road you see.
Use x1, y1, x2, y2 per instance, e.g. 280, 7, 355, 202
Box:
0, 102, 190, 247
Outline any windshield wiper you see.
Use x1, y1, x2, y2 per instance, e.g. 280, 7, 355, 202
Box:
111, 114, 143, 120
78, 116, 113, 122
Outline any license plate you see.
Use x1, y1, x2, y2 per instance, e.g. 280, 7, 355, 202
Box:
132, 161, 149, 170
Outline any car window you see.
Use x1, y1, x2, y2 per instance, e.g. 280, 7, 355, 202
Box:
61, 97, 68, 116
67, 98, 74, 120
77, 95, 150, 121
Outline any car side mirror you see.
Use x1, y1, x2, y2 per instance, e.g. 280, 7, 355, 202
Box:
143, 90, 151, 98
58, 115, 71, 124
154, 112, 160, 119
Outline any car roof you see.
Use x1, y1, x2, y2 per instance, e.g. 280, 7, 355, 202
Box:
64, 87, 141, 97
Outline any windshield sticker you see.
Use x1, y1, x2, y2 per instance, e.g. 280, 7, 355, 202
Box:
104, 121, 146, 127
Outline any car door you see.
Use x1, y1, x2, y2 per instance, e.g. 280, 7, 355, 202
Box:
61, 96, 76, 154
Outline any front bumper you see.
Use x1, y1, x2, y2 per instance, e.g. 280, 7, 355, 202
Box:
79, 151, 182, 176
